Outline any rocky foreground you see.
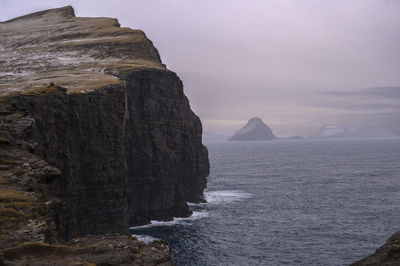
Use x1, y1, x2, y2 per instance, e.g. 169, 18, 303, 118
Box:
351, 232, 400, 266
0, 6, 209, 265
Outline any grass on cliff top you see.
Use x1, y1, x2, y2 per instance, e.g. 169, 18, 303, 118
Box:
0, 178, 10, 185
0, 188, 36, 224
0, 189, 32, 203
0, 84, 59, 102
0, 241, 82, 260
28, 71, 121, 94
0, 207, 27, 221
0, 71, 121, 99
21, 84, 60, 96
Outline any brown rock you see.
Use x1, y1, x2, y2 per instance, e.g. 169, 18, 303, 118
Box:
351, 232, 400, 266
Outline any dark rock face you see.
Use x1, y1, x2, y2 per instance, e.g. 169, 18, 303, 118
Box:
123, 70, 209, 224
0, 6, 209, 265
351, 232, 400, 266
228, 117, 277, 141
0, 55, 209, 242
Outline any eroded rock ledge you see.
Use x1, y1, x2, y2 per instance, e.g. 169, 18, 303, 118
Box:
0, 6, 209, 265
351, 232, 400, 266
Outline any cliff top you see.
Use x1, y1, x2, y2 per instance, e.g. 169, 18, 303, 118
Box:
0, 6, 166, 96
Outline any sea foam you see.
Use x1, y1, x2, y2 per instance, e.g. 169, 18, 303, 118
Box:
130, 211, 209, 230
204, 190, 252, 204
130, 190, 252, 243
131, 234, 159, 243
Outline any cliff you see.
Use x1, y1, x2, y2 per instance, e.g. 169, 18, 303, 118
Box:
0, 6, 209, 265
228, 117, 277, 141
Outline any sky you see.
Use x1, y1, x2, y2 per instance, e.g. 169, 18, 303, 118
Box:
1, 0, 400, 137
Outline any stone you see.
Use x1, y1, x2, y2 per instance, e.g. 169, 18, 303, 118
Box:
0, 6, 209, 264
351, 232, 400, 266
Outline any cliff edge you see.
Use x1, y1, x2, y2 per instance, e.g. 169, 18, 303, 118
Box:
0, 6, 209, 265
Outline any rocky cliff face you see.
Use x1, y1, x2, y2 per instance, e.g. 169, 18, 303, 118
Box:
351, 232, 400, 266
0, 6, 209, 265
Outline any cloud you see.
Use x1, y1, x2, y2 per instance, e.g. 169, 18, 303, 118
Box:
316, 87, 400, 111
1, 0, 400, 136
336, 111, 400, 135
312, 87, 400, 134
321, 102, 400, 111
323, 87, 400, 99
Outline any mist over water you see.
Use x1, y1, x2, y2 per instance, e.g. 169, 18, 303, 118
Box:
131, 139, 400, 265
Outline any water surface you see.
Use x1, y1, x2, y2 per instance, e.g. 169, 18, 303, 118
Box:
131, 139, 400, 265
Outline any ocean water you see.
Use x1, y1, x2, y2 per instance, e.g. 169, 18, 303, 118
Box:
130, 139, 400, 265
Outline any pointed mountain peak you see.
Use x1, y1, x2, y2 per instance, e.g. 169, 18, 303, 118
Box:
228, 117, 277, 141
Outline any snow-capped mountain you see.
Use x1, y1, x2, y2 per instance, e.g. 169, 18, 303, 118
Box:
309, 125, 398, 139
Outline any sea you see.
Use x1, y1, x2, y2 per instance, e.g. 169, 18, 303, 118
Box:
130, 139, 400, 266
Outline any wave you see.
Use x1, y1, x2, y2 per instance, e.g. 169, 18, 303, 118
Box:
204, 190, 252, 204
131, 234, 159, 243
130, 190, 251, 231
131, 190, 251, 242
130, 211, 209, 230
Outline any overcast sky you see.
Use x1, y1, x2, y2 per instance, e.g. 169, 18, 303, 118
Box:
2, 0, 400, 136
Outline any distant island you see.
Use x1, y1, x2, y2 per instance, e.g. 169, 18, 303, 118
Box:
228, 117, 277, 141
280, 135, 305, 140
309, 124, 398, 139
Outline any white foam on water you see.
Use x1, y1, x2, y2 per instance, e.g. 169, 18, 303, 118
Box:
130, 211, 209, 229
131, 234, 159, 243
131, 191, 251, 241
204, 190, 252, 204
